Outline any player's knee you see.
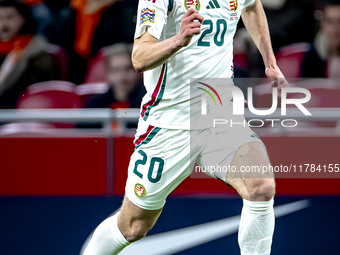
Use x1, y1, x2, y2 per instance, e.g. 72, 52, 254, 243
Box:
249, 179, 275, 201
122, 224, 148, 243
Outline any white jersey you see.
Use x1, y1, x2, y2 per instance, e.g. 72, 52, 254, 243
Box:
135, 0, 255, 129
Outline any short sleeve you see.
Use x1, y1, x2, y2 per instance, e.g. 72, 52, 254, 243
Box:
244, 0, 256, 8
134, 0, 169, 40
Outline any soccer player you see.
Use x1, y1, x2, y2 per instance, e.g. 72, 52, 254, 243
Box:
84, 0, 288, 254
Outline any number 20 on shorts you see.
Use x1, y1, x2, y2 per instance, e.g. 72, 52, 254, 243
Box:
133, 150, 165, 183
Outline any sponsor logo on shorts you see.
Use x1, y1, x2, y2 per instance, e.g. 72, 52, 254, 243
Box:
134, 183, 147, 198
141, 8, 155, 25
184, 0, 201, 11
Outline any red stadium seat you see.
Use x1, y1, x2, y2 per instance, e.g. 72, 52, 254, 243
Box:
17, 81, 81, 109
46, 44, 68, 81
75, 82, 109, 107
276, 43, 310, 79
84, 45, 143, 83
16, 81, 81, 128
84, 47, 110, 83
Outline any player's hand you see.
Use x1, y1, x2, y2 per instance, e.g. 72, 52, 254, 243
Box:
265, 65, 288, 97
176, 7, 204, 47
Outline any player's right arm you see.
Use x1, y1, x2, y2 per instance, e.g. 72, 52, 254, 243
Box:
132, 8, 204, 73
242, 0, 288, 95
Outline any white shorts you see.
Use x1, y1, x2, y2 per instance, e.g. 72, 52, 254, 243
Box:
125, 117, 264, 210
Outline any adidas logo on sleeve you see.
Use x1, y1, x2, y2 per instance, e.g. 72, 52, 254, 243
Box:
206, 0, 220, 9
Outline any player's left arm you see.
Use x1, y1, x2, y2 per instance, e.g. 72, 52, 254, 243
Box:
241, 0, 288, 95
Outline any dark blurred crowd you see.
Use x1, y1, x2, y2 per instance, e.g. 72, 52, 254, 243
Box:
0, 0, 339, 111
0, 0, 143, 110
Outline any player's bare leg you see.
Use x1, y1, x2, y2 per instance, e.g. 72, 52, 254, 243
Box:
227, 142, 275, 201
227, 142, 275, 255
118, 196, 162, 242
84, 197, 162, 255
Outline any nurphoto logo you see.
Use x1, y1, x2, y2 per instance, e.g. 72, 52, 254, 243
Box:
197, 81, 312, 128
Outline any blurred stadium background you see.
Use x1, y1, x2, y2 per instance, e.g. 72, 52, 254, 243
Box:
0, 0, 340, 254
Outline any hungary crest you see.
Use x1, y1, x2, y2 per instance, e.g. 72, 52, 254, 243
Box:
134, 183, 147, 199
184, 0, 201, 11
229, 0, 238, 12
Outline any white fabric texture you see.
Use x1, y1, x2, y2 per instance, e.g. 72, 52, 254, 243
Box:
239, 198, 275, 255
134, 0, 251, 129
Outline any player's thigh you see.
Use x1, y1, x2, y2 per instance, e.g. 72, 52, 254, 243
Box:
198, 122, 275, 200
237, 142, 273, 178
228, 142, 275, 201
198, 121, 267, 182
